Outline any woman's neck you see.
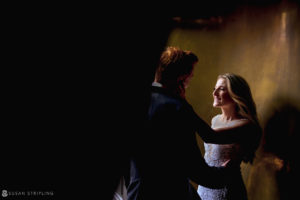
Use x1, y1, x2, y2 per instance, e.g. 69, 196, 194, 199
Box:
220, 105, 240, 122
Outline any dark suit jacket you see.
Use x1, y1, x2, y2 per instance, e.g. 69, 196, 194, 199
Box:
126, 86, 239, 200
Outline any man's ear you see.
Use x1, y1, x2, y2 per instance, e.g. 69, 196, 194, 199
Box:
177, 74, 187, 82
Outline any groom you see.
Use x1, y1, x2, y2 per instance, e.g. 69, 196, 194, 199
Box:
126, 47, 237, 200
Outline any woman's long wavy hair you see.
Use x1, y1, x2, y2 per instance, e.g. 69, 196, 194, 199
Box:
219, 73, 262, 163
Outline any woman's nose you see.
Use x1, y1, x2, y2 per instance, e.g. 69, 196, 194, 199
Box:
213, 89, 217, 96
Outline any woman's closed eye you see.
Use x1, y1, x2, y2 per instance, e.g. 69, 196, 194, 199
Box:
214, 87, 225, 91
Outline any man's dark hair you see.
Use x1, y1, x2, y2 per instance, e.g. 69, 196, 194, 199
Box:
155, 46, 198, 85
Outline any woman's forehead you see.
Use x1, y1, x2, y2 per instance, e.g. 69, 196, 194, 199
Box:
216, 78, 227, 86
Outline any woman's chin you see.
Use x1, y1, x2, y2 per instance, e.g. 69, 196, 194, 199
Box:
213, 103, 221, 107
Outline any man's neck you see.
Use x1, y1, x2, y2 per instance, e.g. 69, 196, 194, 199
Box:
153, 82, 186, 99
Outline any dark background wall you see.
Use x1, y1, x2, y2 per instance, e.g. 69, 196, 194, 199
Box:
3, 6, 173, 199
167, 1, 300, 199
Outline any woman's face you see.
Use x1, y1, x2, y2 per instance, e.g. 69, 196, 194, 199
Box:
212, 78, 235, 107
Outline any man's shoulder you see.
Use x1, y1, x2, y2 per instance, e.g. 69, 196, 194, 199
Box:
151, 86, 183, 103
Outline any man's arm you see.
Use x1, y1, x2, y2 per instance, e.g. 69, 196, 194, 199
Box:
178, 103, 239, 187
186, 104, 254, 144
186, 131, 239, 188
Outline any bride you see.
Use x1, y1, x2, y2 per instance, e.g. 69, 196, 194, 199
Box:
197, 73, 262, 200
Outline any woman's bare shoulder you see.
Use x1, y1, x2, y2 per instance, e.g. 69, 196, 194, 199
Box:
213, 118, 252, 131
211, 114, 221, 126
231, 118, 251, 127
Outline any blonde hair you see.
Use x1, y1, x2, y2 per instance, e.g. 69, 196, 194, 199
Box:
218, 73, 259, 126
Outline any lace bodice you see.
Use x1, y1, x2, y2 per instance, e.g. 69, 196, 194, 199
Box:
203, 142, 243, 167
197, 115, 249, 200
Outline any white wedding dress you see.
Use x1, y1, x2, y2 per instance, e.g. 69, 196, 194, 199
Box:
197, 115, 248, 200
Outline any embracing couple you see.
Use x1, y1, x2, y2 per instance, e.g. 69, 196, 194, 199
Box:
126, 47, 262, 200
